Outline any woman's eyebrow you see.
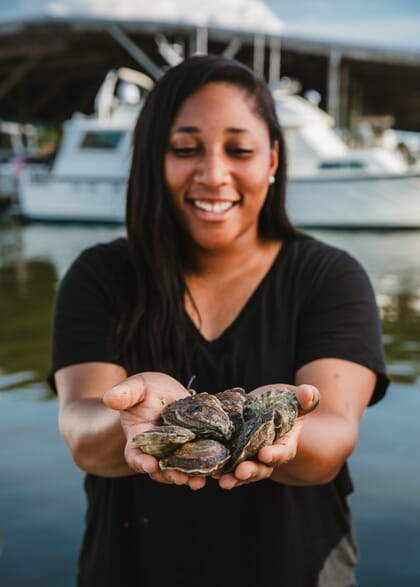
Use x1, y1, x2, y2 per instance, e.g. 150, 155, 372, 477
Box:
172, 126, 199, 134
172, 126, 248, 134
226, 127, 248, 134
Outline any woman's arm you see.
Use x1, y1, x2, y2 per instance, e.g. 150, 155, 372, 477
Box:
268, 358, 376, 485
217, 358, 376, 489
56, 364, 206, 488
56, 362, 133, 477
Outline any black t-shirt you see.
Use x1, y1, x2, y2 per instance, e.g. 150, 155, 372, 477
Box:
50, 236, 388, 587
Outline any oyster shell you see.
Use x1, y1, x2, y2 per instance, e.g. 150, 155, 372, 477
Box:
132, 425, 196, 458
225, 409, 278, 471
215, 387, 247, 432
244, 389, 299, 437
159, 439, 230, 475
162, 392, 234, 442
134, 387, 312, 476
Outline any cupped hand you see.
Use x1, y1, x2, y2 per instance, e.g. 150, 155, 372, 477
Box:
215, 384, 319, 490
103, 372, 207, 490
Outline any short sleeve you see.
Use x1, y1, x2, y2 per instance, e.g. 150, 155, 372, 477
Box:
296, 247, 388, 404
48, 243, 125, 392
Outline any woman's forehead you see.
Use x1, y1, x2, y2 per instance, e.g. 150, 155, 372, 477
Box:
170, 82, 264, 131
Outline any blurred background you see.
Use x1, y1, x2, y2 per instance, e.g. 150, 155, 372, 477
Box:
1, 1, 420, 585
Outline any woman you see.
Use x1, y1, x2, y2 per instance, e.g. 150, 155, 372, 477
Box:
51, 55, 388, 587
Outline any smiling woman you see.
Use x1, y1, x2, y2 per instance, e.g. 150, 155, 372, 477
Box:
164, 82, 278, 254
51, 55, 388, 587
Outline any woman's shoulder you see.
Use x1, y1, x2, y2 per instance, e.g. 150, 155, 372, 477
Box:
55, 237, 133, 313
289, 235, 352, 259
75, 237, 130, 268
281, 236, 369, 293
287, 235, 364, 273
61, 237, 132, 292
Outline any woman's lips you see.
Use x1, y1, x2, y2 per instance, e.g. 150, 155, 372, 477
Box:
189, 199, 238, 214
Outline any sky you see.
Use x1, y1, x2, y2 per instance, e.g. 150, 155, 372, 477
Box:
266, 0, 420, 51
0, 0, 284, 35
1, 0, 420, 52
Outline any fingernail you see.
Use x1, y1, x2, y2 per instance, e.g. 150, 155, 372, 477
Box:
143, 462, 154, 474
305, 385, 316, 401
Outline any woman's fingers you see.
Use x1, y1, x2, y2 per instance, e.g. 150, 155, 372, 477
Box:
295, 384, 320, 415
103, 371, 190, 412
149, 469, 207, 490
216, 460, 274, 490
103, 373, 147, 410
258, 418, 302, 465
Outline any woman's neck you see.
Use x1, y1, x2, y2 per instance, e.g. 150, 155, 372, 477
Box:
186, 235, 282, 280
184, 237, 283, 341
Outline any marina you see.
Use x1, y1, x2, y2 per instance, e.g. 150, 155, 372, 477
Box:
0, 2, 419, 230
0, 1, 419, 585
8, 70, 420, 228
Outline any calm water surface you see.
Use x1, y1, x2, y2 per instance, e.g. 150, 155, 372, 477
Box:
1, 222, 420, 586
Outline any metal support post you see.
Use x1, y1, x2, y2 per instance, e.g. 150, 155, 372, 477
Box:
107, 24, 164, 80
253, 34, 265, 78
327, 49, 342, 125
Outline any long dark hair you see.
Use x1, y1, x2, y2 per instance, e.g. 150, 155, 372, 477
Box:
120, 54, 301, 376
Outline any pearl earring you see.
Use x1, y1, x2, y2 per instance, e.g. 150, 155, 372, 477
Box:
268, 175, 275, 185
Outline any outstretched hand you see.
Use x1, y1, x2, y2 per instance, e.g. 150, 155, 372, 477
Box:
104, 377, 319, 491
103, 372, 207, 490
214, 384, 320, 490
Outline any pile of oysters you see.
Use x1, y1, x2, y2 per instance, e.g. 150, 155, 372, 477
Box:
132, 387, 301, 476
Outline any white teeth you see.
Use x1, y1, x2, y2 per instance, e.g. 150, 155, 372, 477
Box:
193, 200, 234, 213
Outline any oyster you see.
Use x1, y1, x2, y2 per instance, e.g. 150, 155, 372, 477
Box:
162, 392, 233, 442
159, 439, 230, 475
132, 425, 196, 458
244, 389, 299, 436
224, 409, 278, 472
134, 387, 312, 476
215, 387, 247, 432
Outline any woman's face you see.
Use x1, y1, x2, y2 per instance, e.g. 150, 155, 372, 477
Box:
164, 82, 278, 252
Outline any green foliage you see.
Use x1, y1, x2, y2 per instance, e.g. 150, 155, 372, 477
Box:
0, 259, 57, 390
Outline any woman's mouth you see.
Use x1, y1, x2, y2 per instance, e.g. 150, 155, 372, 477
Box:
189, 199, 237, 214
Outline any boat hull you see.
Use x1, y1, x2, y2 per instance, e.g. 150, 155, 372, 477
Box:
19, 172, 126, 223
287, 172, 420, 229
17, 170, 420, 229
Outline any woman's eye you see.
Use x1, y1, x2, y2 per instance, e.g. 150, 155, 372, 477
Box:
227, 147, 254, 156
170, 146, 199, 157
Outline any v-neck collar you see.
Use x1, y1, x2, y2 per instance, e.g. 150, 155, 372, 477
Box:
186, 240, 289, 346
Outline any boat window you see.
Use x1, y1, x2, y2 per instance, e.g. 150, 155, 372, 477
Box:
319, 160, 365, 170
80, 131, 125, 150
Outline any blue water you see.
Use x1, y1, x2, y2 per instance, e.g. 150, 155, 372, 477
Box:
1, 223, 420, 586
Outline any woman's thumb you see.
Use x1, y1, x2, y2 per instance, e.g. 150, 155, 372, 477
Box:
103, 373, 147, 411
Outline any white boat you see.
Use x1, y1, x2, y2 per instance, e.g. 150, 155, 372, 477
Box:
18, 69, 420, 228
18, 68, 153, 223
274, 84, 420, 228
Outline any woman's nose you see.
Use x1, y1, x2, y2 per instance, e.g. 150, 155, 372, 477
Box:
195, 150, 229, 186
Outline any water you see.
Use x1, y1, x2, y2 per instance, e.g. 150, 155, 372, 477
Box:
1, 222, 420, 586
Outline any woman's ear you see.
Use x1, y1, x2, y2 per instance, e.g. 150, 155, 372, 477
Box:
269, 140, 279, 177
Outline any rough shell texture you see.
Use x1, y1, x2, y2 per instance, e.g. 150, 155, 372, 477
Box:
162, 392, 234, 442
159, 439, 230, 475
225, 409, 277, 472
132, 425, 196, 458
133, 387, 304, 476
214, 388, 247, 432
244, 389, 298, 436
